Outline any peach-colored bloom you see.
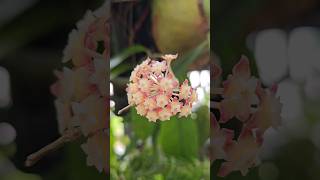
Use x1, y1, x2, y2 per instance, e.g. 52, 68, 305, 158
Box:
210, 113, 234, 163
190, 90, 198, 104
246, 83, 282, 133
90, 58, 107, 96
143, 98, 157, 110
212, 62, 222, 80
49, 1, 110, 173
132, 91, 145, 104
179, 104, 192, 118
162, 54, 178, 62
71, 94, 107, 136
62, 30, 93, 67
136, 104, 148, 116
156, 94, 169, 107
120, 54, 197, 122
179, 80, 191, 100
158, 107, 172, 121
221, 56, 258, 122
81, 131, 108, 172
146, 110, 158, 122
151, 61, 167, 75
159, 77, 175, 92
138, 78, 151, 92
218, 130, 261, 177
170, 99, 181, 114
211, 55, 282, 177
127, 83, 139, 94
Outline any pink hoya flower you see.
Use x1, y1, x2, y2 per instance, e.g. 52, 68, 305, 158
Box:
63, 3, 109, 67
212, 62, 222, 80
118, 54, 197, 122
90, 58, 108, 97
245, 83, 282, 134
220, 56, 258, 122
71, 93, 108, 136
81, 130, 108, 172
210, 113, 234, 163
27, 1, 110, 173
212, 55, 282, 177
218, 129, 261, 177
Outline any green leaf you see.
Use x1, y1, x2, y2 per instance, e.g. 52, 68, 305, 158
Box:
195, 106, 210, 147
203, 0, 210, 20
172, 41, 208, 81
110, 45, 149, 70
110, 111, 121, 168
131, 108, 156, 140
158, 116, 199, 159
110, 62, 133, 80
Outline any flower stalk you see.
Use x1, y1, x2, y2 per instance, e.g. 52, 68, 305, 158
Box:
25, 128, 81, 167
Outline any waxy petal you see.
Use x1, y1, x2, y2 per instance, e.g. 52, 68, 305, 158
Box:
232, 55, 251, 79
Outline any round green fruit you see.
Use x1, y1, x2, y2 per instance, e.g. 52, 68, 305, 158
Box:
152, 0, 208, 54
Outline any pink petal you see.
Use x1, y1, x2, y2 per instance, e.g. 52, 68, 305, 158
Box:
213, 62, 222, 79
270, 83, 278, 95
232, 55, 251, 79
210, 113, 219, 129
50, 82, 60, 97
222, 128, 234, 141
240, 168, 249, 176
255, 81, 265, 100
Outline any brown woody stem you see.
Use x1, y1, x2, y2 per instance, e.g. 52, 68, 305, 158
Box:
25, 128, 81, 167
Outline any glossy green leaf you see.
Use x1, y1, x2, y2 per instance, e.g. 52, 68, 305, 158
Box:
158, 116, 199, 159
195, 106, 210, 147
131, 108, 156, 140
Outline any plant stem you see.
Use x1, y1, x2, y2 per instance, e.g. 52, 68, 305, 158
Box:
118, 104, 131, 115
25, 128, 81, 167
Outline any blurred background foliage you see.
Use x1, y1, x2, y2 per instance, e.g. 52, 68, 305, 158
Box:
110, 0, 210, 179
0, 0, 107, 179
214, 0, 320, 180
0, 0, 211, 179
2, 0, 320, 179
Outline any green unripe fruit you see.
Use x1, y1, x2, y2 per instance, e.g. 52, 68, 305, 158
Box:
152, 0, 208, 54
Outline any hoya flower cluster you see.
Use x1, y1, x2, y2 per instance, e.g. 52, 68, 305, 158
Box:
26, 1, 109, 173
211, 56, 282, 177
120, 54, 197, 122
